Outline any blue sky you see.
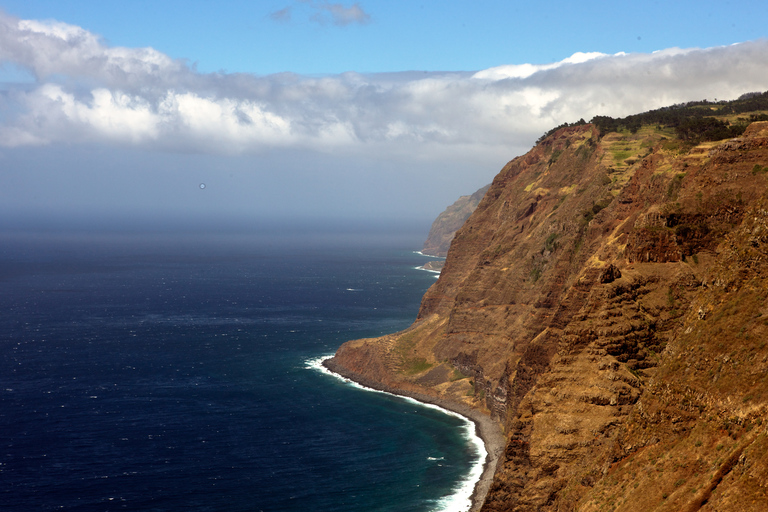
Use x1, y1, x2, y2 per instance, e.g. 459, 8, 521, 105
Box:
1, 1, 767, 232
2, 0, 764, 75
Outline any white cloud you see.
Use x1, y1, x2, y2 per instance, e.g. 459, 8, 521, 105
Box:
269, 7, 292, 23
472, 51, 610, 80
313, 2, 370, 26
0, 14, 188, 88
272, 1, 371, 27
1, 11, 768, 165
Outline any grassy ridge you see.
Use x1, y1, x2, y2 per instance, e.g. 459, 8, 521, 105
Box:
538, 90, 768, 144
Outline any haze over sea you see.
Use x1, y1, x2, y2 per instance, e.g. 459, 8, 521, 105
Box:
0, 228, 480, 512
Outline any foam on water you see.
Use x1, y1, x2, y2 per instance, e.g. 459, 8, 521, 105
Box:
415, 265, 441, 277
306, 355, 486, 512
412, 251, 445, 259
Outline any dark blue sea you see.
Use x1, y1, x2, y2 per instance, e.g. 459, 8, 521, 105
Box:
0, 230, 480, 512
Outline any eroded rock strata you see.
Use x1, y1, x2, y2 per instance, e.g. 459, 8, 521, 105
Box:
329, 117, 768, 510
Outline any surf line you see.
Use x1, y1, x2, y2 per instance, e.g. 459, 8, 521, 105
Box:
306, 355, 489, 512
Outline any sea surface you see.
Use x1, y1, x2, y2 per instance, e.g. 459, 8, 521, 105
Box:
0, 230, 480, 512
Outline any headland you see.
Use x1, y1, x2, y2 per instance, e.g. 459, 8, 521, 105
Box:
329, 94, 768, 511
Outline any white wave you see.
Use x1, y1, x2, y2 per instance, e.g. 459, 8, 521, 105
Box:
304, 354, 336, 373
413, 250, 446, 259
415, 266, 441, 279
428, 419, 485, 512
306, 355, 486, 512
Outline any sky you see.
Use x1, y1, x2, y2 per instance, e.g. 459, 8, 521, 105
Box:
1, 1, 768, 234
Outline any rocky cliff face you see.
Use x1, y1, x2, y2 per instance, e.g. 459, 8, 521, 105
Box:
330, 117, 768, 511
422, 184, 491, 257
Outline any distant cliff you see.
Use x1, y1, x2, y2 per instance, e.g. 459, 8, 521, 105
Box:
422, 184, 490, 257
331, 93, 768, 511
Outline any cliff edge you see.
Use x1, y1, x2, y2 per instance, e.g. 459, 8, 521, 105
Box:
330, 97, 768, 511
422, 184, 491, 257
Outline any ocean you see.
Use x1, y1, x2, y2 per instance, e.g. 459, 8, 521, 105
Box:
0, 230, 480, 512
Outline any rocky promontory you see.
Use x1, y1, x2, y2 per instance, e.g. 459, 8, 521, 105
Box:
422, 184, 490, 257
418, 260, 444, 272
330, 94, 768, 511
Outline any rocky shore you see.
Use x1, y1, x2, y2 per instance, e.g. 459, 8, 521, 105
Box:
323, 357, 505, 512
417, 260, 444, 273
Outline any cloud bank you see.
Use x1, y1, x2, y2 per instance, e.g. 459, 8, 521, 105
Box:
2, 12, 768, 163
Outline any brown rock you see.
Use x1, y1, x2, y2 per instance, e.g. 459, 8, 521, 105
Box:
330, 118, 768, 511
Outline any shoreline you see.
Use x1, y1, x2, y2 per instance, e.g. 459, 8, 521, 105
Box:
415, 265, 442, 276
413, 250, 446, 259
322, 357, 505, 512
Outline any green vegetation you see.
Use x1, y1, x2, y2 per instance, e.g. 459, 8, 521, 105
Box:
591, 91, 768, 139
575, 144, 593, 161
667, 173, 686, 198
544, 233, 560, 252
536, 90, 768, 144
450, 368, 470, 381
675, 117, 746, 142
612, 149, 633, 163
404, 358, 432, 374
394, 331, 432, 374
551, 194, 568, 211
536, 118, 587, 144
581, 196, 613, 224
667, 287, 677, 307
661, 138, 694, 155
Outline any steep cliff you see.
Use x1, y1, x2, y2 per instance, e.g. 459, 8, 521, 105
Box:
422, 184, 491, 257
329, 97, 768, 511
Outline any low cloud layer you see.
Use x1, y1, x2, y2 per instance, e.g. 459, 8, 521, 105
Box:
2, 12, 768, 164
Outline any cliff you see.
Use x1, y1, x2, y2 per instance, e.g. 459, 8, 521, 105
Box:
422, 184, 491, 257
329, 97, 768, 511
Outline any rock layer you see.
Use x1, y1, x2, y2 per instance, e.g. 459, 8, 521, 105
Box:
330, 119, 768, 510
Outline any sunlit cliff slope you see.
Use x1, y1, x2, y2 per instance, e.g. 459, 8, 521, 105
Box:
329, 94, 768, 511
